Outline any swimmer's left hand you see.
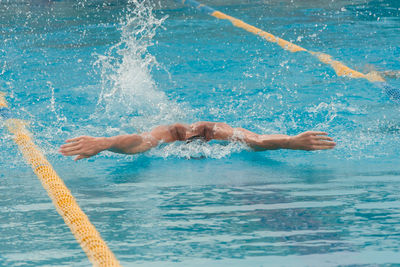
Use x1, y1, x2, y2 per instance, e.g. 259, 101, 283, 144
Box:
287, 131, 336, 151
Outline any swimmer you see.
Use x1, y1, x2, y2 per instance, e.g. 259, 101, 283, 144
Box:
59, 121, 336, 161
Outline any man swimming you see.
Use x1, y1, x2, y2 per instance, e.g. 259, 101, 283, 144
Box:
59, 121, 336, 161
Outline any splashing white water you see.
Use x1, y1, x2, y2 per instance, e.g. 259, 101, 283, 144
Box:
89, 0, 255, 159
148, 140, 250, 159
94, 0, 186, 134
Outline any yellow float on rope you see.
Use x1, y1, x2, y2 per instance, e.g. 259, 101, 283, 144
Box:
0, 93, 121, 267
178, 0, 400, 101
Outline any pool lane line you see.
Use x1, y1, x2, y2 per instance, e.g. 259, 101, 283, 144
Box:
177, 0, 400, 102
0, 93, 121, 267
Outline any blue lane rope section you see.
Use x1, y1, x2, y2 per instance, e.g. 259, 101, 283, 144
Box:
0, 107, 12, 119
376, 82, 400, 103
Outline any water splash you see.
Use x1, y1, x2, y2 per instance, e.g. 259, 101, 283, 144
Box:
148, 139, 249, 160
93, 0, 186, 134
88, 0, 255, 159
47, 81, 67, 126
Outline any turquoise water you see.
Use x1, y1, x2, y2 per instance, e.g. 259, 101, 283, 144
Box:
1, 0, 400, 266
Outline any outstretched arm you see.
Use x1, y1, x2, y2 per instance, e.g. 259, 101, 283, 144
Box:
59, 124, 189, 161
190, 122, 336, 151
59, 122, 336, 161
59, 134, 156, 161
255, 131, 336, 151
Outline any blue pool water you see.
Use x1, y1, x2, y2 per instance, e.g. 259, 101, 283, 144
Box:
1, 0, 400, 266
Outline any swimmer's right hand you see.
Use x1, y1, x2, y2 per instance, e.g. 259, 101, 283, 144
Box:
59, 136, 110, 161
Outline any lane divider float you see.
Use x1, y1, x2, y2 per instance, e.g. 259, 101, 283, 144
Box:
177, 0, 400, 101
0, 92, 121, 267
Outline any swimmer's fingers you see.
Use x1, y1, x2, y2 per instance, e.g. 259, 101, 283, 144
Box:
59, 145, 93, 157
316, 136, 334, 141
63, 148, 94, 159
60, 137, 83, 155
59, 143, 82, 155
310, 138, 336, 149
308, 131, 335, 143
60, 141, 81, 151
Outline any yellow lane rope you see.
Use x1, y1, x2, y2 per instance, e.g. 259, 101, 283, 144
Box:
212, 11, 384, 82
0, 93, 121, 267
178, 0, 400, 101
179, 0, 387, 83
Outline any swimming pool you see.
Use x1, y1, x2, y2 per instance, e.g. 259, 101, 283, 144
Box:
1, 0, 400, 265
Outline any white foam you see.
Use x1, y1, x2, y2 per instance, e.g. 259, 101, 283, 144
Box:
148, 140, 249, 160
93, 0, 186, 133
